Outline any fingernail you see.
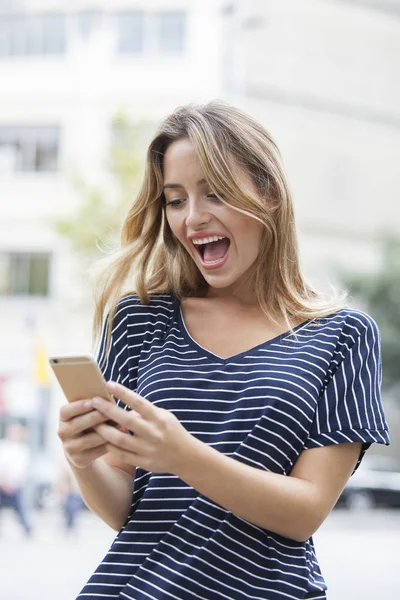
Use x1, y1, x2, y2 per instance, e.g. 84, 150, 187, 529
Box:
92, 397, 102, 406
84, 400, 92, 408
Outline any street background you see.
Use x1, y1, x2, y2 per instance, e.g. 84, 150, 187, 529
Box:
1, 507, 399, 599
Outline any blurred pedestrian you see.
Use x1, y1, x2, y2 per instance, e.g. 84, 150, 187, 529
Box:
58, 101, 390, 599
0, 423, 32, 536
57, 459, 85, 534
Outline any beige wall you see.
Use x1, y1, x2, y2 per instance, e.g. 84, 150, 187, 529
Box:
223, 0, 400, 287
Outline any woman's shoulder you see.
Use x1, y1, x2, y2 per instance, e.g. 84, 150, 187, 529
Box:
313, 307, 380, 342
114, 292, 178, 321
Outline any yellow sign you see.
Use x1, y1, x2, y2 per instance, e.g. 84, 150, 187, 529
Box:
34, 338, 50, 387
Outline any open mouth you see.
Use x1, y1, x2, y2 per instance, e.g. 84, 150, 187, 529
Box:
192, 236, 231, 268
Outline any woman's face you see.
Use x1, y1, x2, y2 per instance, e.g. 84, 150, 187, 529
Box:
163, 138, 264, 297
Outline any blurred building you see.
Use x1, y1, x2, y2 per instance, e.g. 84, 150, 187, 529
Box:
0, 0, 224, 458
223, 0, 400, 286
0, 0, 399, 464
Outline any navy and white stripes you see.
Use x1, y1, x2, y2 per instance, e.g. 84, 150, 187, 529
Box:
78, 293, 389, 600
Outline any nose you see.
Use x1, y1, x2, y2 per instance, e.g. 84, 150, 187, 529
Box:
184, 197, 211, 229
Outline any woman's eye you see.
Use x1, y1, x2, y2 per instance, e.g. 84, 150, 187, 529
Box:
165, 198, 185, 208
206, 194, 221, 201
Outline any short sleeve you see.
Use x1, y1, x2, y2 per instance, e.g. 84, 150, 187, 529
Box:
96, 303, 130, 398
95, 294, 168, 409
304, 313, 390, 464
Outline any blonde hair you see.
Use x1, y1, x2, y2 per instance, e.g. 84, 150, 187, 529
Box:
93, 100, 345, 346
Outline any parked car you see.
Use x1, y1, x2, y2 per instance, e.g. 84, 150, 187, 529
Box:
336, 455, 400, 510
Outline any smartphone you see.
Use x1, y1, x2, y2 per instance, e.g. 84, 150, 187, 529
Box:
49, 354, 113, 403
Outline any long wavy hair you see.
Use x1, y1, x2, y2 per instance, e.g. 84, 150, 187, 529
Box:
93, 100, 345, 348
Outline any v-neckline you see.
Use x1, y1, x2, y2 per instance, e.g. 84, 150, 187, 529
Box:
176, 302, 311, 364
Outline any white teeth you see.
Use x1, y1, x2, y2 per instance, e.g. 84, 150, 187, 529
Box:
192, 235, 226, 246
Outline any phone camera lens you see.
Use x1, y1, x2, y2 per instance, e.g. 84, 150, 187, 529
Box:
53, 359, 58, 364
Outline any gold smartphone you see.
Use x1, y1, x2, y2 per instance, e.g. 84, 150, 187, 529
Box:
49, 354, 113, 403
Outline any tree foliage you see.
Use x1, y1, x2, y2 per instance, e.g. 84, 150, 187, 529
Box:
55, 113, 153, 263
342, 236, 400, 393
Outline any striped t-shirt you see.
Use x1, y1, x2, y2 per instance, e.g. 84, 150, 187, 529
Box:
77, 293, 389, 600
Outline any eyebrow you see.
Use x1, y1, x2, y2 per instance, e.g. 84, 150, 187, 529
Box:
163, 178, 207, 190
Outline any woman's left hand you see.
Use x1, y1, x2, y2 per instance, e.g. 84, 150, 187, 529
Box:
91, 381, 194, 474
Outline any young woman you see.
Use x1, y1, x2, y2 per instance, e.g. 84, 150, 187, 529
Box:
58, 101, 389, 600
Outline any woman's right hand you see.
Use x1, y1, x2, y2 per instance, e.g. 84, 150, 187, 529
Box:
57, 400, 109, 469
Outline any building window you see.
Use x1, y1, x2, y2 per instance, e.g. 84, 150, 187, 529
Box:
0, 252, 51, 297
0, 13, 66, 57
0, 126, 59, 173
117, 11, 144, 54
157, 12, 186, 54
78, 11, 101, 39
116, 11, 186, 56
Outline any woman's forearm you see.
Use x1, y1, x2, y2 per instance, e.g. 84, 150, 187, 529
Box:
69, 457, 134, 531
176, 437, 322, 542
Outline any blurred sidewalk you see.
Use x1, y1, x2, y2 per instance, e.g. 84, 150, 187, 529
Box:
0, 507, 115, 600
1, 507, 399, 599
